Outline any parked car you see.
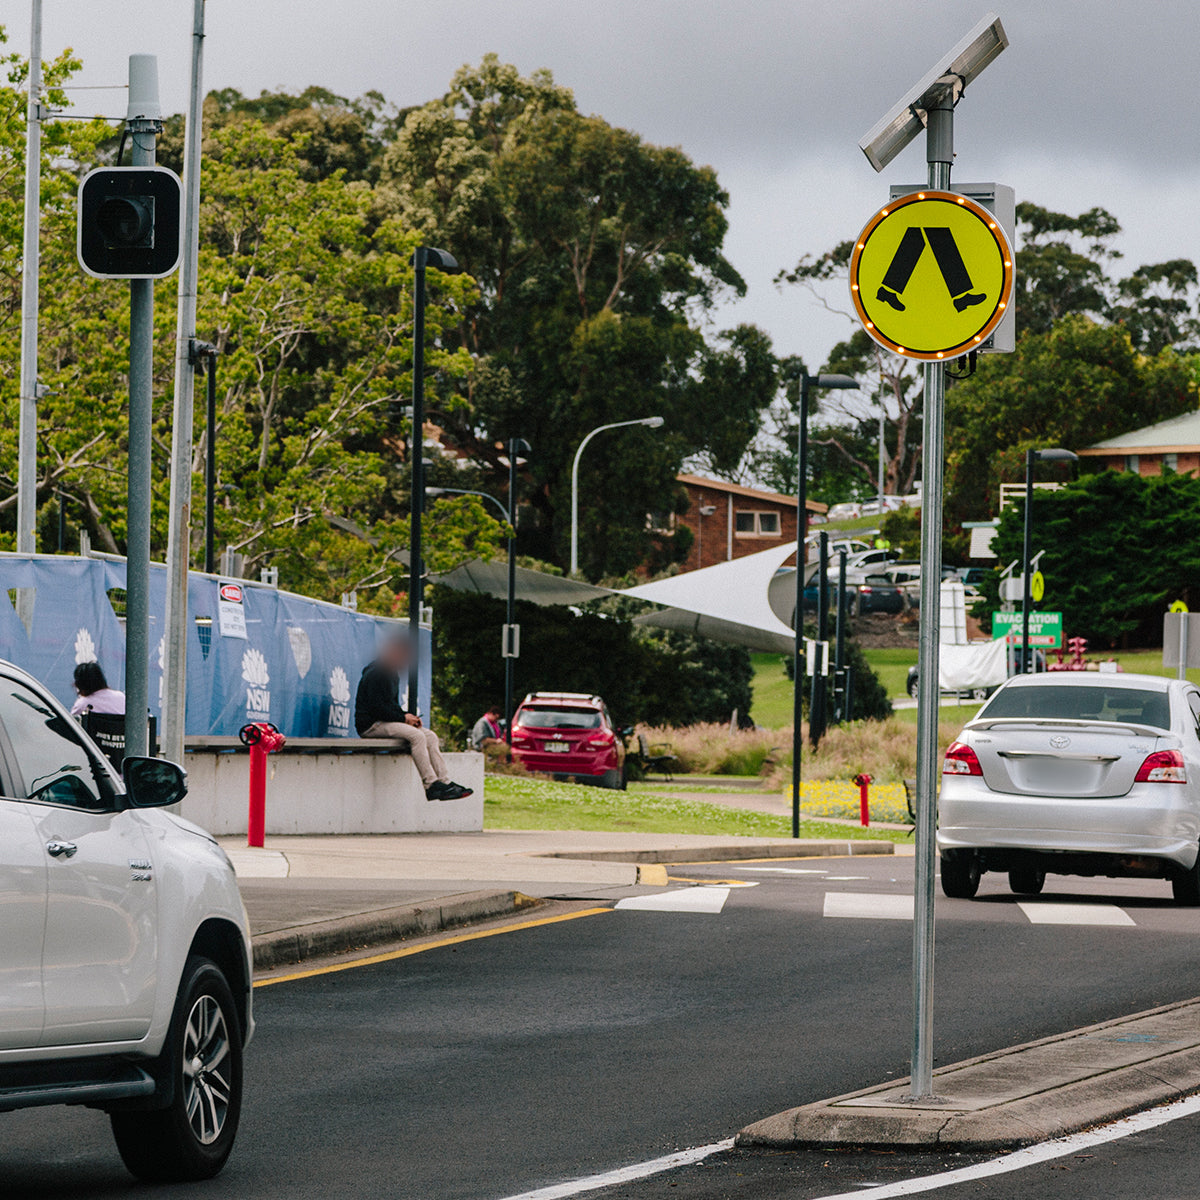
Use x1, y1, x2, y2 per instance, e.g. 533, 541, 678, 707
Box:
958, 566, 989, 588
906, 663, 998, 702
855, 573, 905, 615
0, 660, 252, 1181
937, 673, 1200, 904
826, 502, 861, 521
509, 692, 628, 788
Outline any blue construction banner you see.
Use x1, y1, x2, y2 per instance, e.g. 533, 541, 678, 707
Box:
0, 555, 431, 738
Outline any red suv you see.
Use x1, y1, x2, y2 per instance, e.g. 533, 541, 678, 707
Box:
510, 692, 627, 789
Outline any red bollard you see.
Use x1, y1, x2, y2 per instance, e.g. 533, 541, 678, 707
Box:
853, 773, 873, 827
239, 723, 286, 848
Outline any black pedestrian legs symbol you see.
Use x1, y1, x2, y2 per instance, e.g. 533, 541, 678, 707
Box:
876, 227, 986, 314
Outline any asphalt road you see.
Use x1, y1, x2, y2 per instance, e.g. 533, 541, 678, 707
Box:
4, 856, 1200, 1199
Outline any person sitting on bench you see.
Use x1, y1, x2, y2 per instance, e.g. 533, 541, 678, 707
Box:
354, 633, 473, 802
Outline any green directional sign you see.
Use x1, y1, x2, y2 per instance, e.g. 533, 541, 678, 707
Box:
992, 611, 1063, 649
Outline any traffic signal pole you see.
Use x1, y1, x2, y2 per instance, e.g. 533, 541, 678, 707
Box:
123, 55, 162, 759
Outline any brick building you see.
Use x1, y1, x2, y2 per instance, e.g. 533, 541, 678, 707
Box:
1078, 410, 1200, 476
667, 474, 826, 573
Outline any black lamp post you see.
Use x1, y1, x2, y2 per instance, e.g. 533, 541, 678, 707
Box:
504, 439, 531, 747
1021, 447, 1077, 673
791, 371, 859, 837
408, 247, 461, 713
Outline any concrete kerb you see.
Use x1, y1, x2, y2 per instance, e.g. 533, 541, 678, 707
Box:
252, 889, 535, 972
738, 995, 1200, 1151
539, 840, 896, 866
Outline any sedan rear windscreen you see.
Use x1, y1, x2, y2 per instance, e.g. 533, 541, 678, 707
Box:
517, 707, 601, 730
981, 685, 1170, 730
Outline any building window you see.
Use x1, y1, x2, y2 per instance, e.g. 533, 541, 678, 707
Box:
1163, 453, 1178, 472
646, 511, 676, 533
735, 510, 782, 537
1125, 455, 1140, 473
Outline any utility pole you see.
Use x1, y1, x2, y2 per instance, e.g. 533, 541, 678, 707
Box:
123, 55, 163, 759
16, 0, 42, 629
162, 0, 208, 764
408, 247, 429, 716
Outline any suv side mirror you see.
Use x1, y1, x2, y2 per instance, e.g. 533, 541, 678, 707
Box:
122, 757, 188, 808
617, 725, 635, 739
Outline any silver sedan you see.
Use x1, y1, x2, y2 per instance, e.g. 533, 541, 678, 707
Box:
937, 673, 1200, 905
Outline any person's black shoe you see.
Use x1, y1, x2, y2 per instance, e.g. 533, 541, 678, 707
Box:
441, 782, 474, 801
953, 292, 986, 312
876, 286, 905, 312
425, 781, 454, 801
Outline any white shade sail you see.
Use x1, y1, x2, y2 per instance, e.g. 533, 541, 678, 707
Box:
621, 541, 801, 654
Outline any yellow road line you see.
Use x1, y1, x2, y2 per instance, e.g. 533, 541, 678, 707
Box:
254, 907, 612, 989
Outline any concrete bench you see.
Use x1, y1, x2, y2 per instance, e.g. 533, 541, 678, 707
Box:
180, 736, 483, 837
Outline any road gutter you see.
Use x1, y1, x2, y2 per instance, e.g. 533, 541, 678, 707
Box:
252, 889, 537, 972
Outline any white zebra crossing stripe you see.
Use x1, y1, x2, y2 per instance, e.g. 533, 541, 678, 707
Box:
823, 892, 914, 920
615, 886, 731, 913
1018, 901, 1136, 926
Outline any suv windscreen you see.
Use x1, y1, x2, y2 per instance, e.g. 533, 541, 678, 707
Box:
0, 681, 105, 807
981, 685, 1170, 730
517, 707, 601, 730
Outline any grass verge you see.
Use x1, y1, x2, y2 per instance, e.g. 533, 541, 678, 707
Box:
484, 774, 908, 841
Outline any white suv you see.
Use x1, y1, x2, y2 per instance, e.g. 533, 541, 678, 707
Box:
0, 661, 252, 1181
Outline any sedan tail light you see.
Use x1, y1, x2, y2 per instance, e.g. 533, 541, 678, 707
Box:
943, 741, 983, 776
1135, 749, 1187, 783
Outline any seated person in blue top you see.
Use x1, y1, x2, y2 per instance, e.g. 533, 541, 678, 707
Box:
70, 661, 126, 717
354, 633, 473, 802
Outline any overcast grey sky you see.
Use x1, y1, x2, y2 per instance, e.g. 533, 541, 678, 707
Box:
28, 0, 1200, 374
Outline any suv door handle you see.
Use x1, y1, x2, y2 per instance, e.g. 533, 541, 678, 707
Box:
46, 841, 78, 859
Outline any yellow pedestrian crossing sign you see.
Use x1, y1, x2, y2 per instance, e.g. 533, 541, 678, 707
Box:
850, 190, 1014, 361
1030, 571, 1045, 603
1171, 600, 1189, 614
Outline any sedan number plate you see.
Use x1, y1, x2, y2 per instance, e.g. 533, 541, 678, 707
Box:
544, 741, 571, 753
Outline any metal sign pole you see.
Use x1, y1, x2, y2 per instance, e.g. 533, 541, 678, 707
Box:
910, 91, 954, 1102
1180, 616, 1189, 683
123, 56, 162, 759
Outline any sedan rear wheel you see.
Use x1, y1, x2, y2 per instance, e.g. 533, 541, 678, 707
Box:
940, 850, 981, 899
1008, 868, 1046, 895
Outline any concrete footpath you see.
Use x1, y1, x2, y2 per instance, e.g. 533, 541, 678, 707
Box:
227, 829, 895, 971
741, 995, 1200, 1151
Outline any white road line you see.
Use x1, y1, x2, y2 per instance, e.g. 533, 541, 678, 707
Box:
494, 1139, 735, 1200
739, 867, 829, 875
823, 892, 914, 921
825, 875, 870, 882
1019, 901, 1136, 926
615, 886, 731, 914
805, 1092, 1200, 1200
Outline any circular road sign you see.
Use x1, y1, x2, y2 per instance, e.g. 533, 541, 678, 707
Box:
849, 190, 1014, 361
1171, 600, 1189, 614
1030, 571, 1045, 603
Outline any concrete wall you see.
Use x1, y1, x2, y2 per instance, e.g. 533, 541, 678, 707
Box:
180, 749, 484, 836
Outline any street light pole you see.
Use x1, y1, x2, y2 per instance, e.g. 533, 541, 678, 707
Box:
790, 371, 858, 838
569, 416, 664, 577
505, 439, 531, 749
1021, 447, 1077, 674
407, 246, 460, 715
16, 0, 42, 574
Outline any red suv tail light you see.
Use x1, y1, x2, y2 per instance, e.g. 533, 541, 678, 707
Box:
584, 733, 615, 750
1135, 749, 1187, 783
943, 741, 982, 776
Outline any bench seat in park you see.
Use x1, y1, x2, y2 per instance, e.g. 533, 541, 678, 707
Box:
180, 736, 484, 836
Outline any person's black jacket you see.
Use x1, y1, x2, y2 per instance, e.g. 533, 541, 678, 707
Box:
354, 661, 408, 735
